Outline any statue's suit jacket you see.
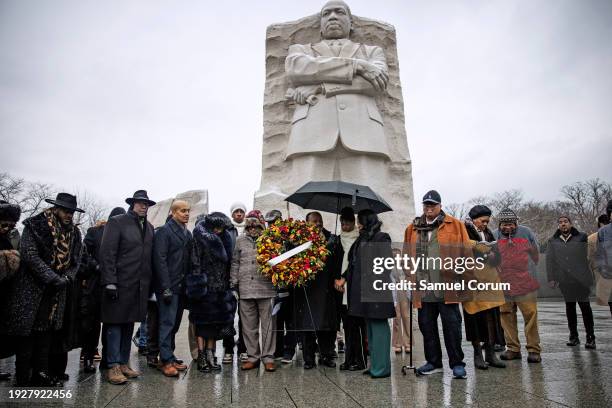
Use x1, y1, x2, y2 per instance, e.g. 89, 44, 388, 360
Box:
285, 40, 391, 160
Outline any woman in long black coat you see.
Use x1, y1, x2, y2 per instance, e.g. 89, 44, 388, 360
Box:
187, 212, 236, 372
341, 210, 395, 378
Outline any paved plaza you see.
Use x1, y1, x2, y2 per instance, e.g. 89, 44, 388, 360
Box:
0, 301, 610, 407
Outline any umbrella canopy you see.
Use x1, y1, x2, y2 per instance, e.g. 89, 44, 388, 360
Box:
285, 181, 393, 214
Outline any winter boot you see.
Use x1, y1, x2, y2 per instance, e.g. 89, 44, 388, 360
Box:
206, 349, 221, 371
197, 350, 210, 372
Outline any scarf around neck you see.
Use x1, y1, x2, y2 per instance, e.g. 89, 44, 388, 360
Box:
44, 208, 74, 272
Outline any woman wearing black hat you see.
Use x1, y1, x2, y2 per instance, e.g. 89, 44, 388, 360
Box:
187, 212, 237, 372
462, 205, 506, 370
0, 193, 83, 386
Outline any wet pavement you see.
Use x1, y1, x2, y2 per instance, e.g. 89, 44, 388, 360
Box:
0, 301, 610, 407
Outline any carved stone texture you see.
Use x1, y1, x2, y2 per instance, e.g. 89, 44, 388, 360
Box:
255, 12, 415, 241
147, 190, 209, 231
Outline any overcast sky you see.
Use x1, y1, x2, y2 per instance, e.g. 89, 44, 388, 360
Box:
1, 0, 611, 216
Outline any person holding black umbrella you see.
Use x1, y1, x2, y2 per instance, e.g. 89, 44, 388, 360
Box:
334, 207, 367, 371
293, 211, 340, 369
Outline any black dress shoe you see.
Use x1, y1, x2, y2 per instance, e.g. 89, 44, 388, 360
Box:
362, 369, 371, 375
31, 372, 57, 387
585, 336, 596, 349
147, 356, 160, 368
566, 337, 580, 346
0, 372, 11, 381
303, 362, 316, 369
349, 363, 366, 371
83, 359, 96, 373
319, 357, 336, 368
339, 362, 350, 371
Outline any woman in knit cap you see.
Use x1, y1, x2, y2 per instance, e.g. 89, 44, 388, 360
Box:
462, 205, 506, 370
230, 216, 277, 372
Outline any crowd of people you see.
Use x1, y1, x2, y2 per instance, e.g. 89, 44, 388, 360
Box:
0, 189, 610, 386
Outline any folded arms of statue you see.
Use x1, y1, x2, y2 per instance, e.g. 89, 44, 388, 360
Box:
285, 44, 388, 103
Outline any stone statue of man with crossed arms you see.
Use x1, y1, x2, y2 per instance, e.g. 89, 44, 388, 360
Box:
285, 0, 391, 184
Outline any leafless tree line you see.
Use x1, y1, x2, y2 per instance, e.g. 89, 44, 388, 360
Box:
445, 178, 612, 243
0, 172, 109, 231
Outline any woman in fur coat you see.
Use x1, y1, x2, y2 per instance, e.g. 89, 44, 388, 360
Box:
187, 212, 237, 372
0, 200, 22, 381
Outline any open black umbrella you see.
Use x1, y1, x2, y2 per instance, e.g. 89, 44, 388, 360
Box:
285, 181, 392, 215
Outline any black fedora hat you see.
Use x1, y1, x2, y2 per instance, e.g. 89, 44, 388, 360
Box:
125, 190, 156, 206
45, 193, 85, 213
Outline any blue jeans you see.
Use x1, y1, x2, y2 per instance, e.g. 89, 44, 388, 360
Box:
136, 318, 148, 347
105, 323, 135, 367
418, 302, 465, 369
158, 294, 184, 363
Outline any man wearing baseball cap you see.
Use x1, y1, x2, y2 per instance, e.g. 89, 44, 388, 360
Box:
403, 190, 471, 379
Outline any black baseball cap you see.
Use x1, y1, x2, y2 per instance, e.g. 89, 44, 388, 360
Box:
422, 190, 441, 205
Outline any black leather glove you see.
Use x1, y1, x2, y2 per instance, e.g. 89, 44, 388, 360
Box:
162, 288, 173, 305
105, 284, 118, 300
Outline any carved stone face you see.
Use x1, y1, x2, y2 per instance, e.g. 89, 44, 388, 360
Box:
320, 2, 351, 40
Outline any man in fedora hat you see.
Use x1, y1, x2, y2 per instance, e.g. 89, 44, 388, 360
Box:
100, 190, 155, 385
1, 193, 83, 386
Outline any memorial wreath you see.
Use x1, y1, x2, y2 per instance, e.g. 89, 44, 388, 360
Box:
256, 218, 330, 288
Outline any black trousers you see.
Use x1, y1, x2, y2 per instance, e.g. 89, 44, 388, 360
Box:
81, 319, 101, 359
565, 302, 595, 338
302, 330, 335, 364
341, 306, 367, 367
275, 294, 297, 358
418, 302, 465, 369
146, 300, 160, 358
15, 331, 54, 385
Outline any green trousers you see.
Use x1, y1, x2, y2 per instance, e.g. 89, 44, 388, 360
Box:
366, 318, 391, 377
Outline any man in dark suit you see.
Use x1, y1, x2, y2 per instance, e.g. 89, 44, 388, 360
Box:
152, 200, 192, 377
100, 190, 155, 385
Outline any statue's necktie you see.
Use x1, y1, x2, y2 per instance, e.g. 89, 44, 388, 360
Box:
329, 40, 342, 57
